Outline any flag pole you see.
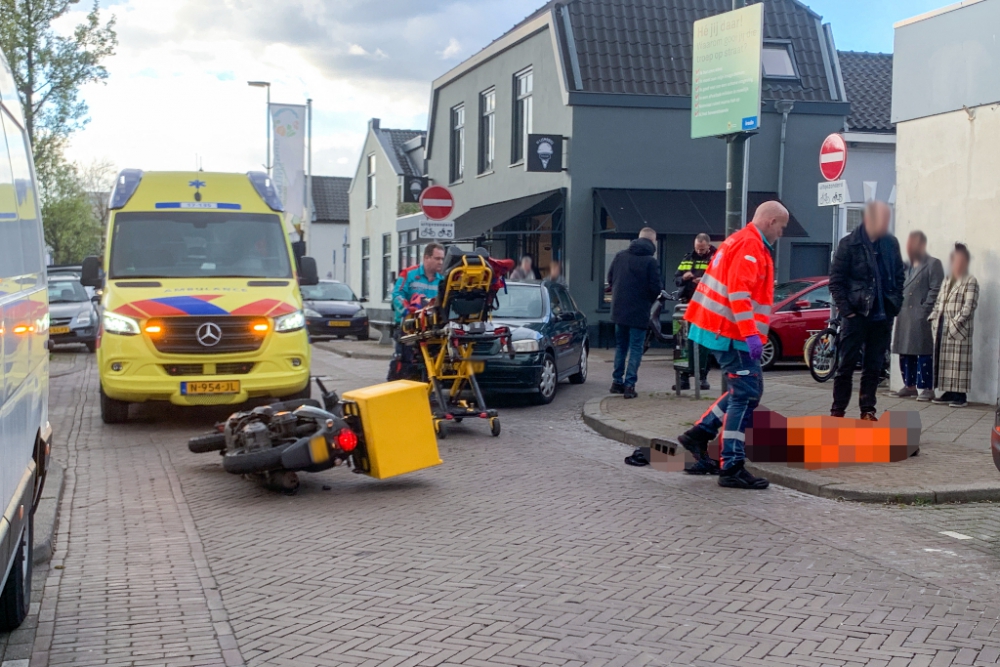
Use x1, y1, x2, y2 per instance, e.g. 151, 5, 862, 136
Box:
305, 98, 313, 247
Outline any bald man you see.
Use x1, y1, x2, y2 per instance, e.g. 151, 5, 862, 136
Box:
668, 202, 789, 489
829, 200, 904, 420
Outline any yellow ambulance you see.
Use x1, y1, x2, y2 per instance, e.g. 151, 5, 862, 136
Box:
82, 171, 318, 424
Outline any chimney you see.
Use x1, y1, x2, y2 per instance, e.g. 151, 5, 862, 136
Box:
369, 118, 381, 132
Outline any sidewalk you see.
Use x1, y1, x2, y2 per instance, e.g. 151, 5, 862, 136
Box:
583, 368, 1000, 504
312, 338, 393, 360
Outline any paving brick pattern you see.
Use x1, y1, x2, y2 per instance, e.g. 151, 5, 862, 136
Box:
14, 350, 1000, 666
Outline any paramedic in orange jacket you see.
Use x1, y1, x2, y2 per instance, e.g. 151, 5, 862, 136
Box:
670, 202, 789, 489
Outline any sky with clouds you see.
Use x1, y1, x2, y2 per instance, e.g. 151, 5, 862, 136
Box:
63, 0, 951, 179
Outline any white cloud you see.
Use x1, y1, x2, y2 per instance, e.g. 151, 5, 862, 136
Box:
61, 0, 544, 177
438, 38, 462, 60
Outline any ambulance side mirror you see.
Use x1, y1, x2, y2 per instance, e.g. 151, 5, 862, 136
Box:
81, 256, 102, 288
298, 256, 319, 286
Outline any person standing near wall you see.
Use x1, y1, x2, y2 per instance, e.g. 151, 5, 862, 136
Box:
828, 201, 905, 420
607, 227, 663, 399
890, 231, 943, 401
509, 254, 540, 282
673, 233, 717, 391
929, 243, 979, 408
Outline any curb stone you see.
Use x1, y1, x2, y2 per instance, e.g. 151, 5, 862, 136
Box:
33, 461, 64, 564
582, 396, 1000, 504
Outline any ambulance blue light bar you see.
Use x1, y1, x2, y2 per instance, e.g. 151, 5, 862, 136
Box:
247, 172, 283, 212
108, 169, 144, 210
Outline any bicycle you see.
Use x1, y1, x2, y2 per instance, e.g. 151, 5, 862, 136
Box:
807, 315, 891, 385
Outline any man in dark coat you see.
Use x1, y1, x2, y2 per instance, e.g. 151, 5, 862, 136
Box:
828, 201, 905, 420
890, 231, 943, 401
673, 233, 717, 390
607, 227, 663, 399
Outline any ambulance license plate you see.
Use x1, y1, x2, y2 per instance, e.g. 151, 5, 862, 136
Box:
181, 381, 240, 395
50, 326, 71, 335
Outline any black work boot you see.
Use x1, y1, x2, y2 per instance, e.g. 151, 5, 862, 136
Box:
685, 455, 720, 476
609, 382, 625, 394
718, 461, 769, 490
677, 429, 710, 457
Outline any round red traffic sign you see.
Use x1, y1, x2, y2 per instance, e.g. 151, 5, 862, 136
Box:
819, 134, 848, 181
419, 185, 454, 221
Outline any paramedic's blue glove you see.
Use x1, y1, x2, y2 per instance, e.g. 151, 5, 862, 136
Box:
746, 336, 764, 362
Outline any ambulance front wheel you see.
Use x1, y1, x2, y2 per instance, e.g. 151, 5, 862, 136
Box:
489, 418, 501, 437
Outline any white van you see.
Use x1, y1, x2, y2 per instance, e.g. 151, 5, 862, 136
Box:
0, 48, 52, 630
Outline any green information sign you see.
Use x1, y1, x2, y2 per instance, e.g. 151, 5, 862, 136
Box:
690, 3, 764, 139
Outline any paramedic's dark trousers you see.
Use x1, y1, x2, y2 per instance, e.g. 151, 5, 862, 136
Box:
688, 348, 763, 471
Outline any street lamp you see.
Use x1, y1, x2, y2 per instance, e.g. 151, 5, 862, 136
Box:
248, 81, 271, 176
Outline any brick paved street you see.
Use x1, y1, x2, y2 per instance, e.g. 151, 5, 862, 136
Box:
11, 348, 1000, 666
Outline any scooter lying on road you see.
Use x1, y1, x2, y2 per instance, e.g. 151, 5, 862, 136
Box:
188, 377, 442, 494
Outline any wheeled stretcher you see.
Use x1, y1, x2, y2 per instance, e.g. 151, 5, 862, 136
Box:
398, 247, 514, 438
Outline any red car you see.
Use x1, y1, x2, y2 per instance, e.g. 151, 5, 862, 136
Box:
761, 277, 831, 370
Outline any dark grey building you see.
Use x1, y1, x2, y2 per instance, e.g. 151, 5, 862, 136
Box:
424, 0, 853, 325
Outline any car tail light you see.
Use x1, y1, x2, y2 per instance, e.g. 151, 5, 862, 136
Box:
335, 428, 358, 452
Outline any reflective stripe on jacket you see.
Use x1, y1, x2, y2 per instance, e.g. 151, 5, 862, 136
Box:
684, 225, 774, 344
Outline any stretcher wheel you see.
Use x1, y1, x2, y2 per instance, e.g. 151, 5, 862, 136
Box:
435, 420, 447, 439
489, 418, 501, 437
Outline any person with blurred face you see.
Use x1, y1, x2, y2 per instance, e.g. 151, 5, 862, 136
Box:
828, 201, 905, 420
510, 254, 539, 282
890, 231, 943, 402
929, 243, 979, 408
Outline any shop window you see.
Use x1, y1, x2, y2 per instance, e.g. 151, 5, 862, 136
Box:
450, 104, 465, 183
398, 229, 419, 272
361, 237, 370, 299
512, 67, 533, 163
600, 238, 631, 307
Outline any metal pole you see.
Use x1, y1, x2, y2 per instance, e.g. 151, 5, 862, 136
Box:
266, 85, 271, 177
725, 134, 749, 237
305, 98, 313, 247
693, 339, 701, 400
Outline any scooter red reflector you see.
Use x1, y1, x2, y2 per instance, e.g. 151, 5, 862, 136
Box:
336, 428, 358, 452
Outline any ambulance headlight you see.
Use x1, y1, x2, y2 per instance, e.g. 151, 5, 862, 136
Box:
102, 312, 140, 336
274, 310, 306, 333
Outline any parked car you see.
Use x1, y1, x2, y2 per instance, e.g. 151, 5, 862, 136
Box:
302, 280, 370, 341
476, 281, 588, 404
762, 277, 831, 370
47, 276, 99, 352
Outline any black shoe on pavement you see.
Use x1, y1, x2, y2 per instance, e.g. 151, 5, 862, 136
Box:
624, 448, 649, 466
685, 456, 720, 475
700, 380, 711, 391
932, 392, 955, 405
718, 462, 769, 489
671, 376, 691, 391
677, 432, 709, 457
623, 385, 638, 399
610, 382, 625, 394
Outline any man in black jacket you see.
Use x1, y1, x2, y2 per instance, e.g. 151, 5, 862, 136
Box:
674, 233, 716, 390
829, 201, 905, 420
607, 227, 663, 399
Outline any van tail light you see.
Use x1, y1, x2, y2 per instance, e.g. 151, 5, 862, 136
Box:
335, 428, 358, 452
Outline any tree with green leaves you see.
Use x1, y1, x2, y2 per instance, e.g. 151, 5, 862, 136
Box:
0, 0, 117, 168
40, 157, 101, 264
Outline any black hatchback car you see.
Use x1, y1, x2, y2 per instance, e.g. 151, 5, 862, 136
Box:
302, 281, 370, 340
476, 281, 589, 404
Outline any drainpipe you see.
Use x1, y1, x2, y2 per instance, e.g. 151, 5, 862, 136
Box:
774, 100, 795, 279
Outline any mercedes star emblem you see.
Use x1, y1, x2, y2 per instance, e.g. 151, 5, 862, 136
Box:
196, 322, 222, 347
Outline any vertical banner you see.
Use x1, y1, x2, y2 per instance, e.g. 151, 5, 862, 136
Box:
269, 103, 307, 238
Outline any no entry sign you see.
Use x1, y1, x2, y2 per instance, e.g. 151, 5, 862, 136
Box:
419, 185, 454, 221
819, 134, 848, 181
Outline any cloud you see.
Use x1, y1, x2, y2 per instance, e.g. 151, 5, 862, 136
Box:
62, 0, 546, 177
438, 38, 462, 60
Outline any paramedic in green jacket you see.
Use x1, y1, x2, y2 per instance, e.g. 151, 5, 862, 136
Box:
387, 243, 445, 380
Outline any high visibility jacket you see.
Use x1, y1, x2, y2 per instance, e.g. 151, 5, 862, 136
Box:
684, 224, 774, 344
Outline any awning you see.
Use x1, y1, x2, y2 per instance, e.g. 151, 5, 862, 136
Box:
594, 189, 809, 238
453, 189, 564, 240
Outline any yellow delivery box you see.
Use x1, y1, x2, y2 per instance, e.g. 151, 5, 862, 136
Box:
342, 380, 442, 479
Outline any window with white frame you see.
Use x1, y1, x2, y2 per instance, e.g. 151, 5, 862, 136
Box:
361, 237, 370, 299
381, 233, 393, 301
512, 68, 533, 163
479, 88, 496, 174
365, 154, 376, 209
450, 104, 465, 183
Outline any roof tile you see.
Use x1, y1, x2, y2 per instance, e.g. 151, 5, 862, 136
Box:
838, 51, 894, 133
